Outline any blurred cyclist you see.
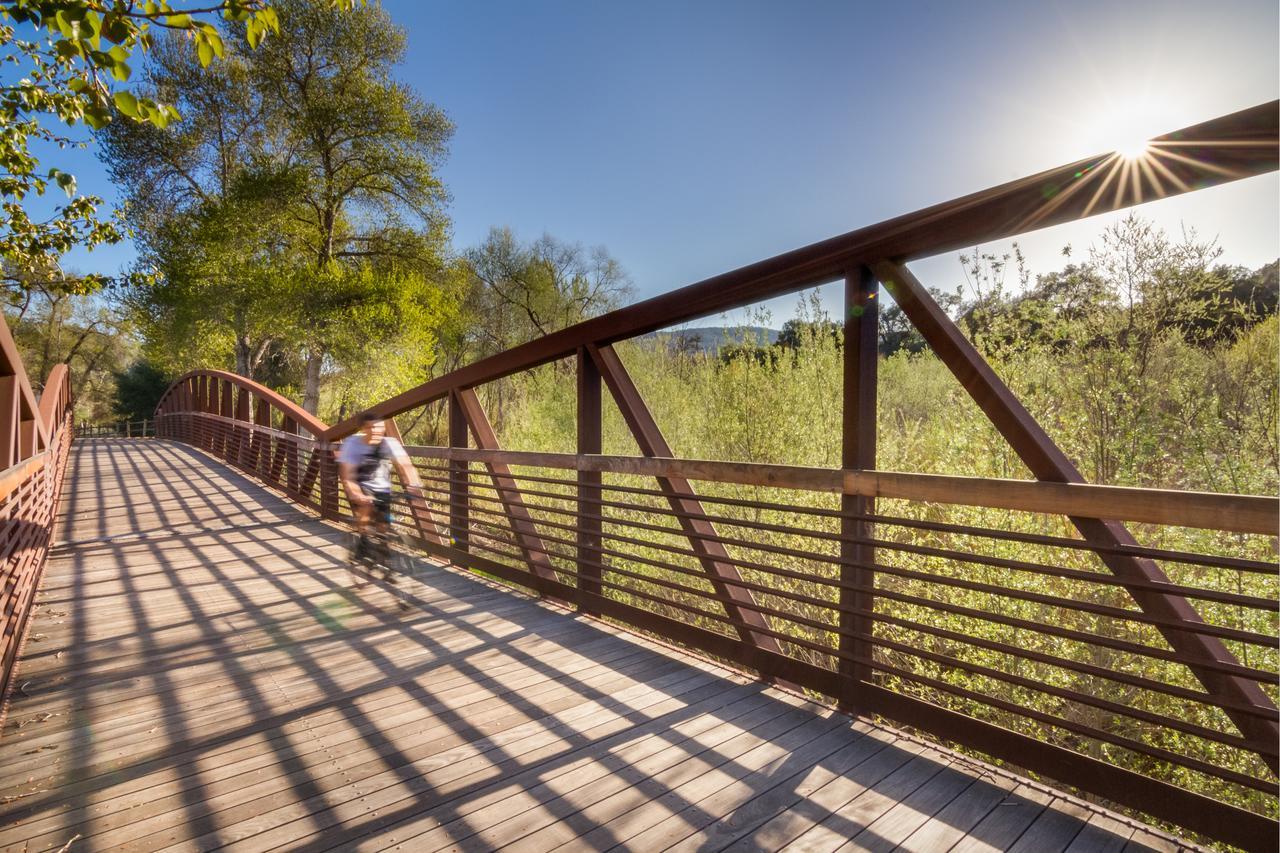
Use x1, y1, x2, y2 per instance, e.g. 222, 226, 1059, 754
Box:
337, 411, 423, 561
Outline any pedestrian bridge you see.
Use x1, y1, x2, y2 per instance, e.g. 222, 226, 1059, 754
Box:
1, 103, 1277, 851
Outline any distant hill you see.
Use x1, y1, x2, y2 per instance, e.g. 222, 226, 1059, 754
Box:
643, 326, 780, 353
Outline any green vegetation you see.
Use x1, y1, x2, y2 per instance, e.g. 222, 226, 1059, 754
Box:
460, 216, 1277, 824
0, 0, 342, 292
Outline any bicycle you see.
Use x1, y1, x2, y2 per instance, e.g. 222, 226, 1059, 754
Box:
347, 491, 416, 611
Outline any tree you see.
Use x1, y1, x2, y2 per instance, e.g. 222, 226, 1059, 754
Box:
101, 1, 452, 411
0, 0, 300, 291
120, 191, 304, 379
459, 227, 632, 358
244, 0, 453, 412
112, 358, 170, 421
3, 261, 136, 419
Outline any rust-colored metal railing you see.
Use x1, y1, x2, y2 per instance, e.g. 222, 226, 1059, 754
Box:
153, 101, 1280, 850
0, 315, 74, 725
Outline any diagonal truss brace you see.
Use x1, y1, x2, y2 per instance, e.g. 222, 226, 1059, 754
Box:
586, 343, 787, 661
382, 417, 447, 547
872, 258, 1279, 766
452, 387, 562, 585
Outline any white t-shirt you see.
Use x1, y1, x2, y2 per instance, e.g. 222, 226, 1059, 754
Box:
338, 435, 408, 492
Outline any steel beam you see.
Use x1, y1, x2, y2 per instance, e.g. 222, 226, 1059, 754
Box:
871, 258, 1279, 765
586, 343, 786, 662
840, 266, 878, 705
453, 387, 561, 585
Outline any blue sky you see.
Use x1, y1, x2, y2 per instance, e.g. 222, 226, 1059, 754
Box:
49, 0, 1280, 327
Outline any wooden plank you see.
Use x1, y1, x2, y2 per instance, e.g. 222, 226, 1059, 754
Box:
1064, 810, 1137, 853
896, 771, 1019, 851
0, 625, 675, 829
170, 666, 747, 853
667, 727, 897, 852
838, 762, 980, 852
617, 718, 870, 851
947, 783, 1059, 853
390, 691, 820, 853
776, 749, 954, 851
1007, 796, 1093, 852
20, 650, 688, 852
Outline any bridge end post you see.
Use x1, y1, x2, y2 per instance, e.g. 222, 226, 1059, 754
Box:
448, 391, 470, 553
840, 266, 878, 713
576, 346, 603, 613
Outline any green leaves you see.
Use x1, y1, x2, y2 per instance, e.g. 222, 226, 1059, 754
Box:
112, 89, 138, 117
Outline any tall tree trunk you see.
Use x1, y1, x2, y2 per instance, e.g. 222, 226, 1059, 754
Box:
235, 335, 250, 377
303, 350, 323, 415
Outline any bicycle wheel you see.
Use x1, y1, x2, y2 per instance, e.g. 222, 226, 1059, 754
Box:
347, 530, 370, 588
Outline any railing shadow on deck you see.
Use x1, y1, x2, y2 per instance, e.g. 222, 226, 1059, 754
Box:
4, 439, 1142, 851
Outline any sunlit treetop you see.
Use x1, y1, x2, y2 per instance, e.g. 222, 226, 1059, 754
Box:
0, 0, 361, 292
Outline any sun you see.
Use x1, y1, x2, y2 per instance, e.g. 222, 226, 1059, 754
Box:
1115, 134, 1152, 160
1081, 94, 1174, 161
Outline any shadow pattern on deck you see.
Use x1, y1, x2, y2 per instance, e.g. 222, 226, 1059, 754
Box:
0, 440, 1189, 852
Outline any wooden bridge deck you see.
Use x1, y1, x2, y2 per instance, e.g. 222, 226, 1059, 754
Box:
0, 439, 1191, 852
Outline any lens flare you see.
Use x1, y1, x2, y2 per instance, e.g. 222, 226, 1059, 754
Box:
1116, 135, 1152, 161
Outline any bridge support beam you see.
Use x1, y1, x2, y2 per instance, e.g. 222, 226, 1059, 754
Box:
383, 417, 446, 545
576, 346, 604, 613
871, 257, 1279, 766
585, 343, 788, 669
453, 387, 563, 590
840, 265, 878, 709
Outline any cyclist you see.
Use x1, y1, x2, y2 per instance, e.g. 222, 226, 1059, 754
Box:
337, 411, 423, 571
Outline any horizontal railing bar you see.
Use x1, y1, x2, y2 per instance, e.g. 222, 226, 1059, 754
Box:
412, 481, 1279, 682
412, 465, 1279, 611
0, 453, 49, 498
403, 446, 1278, 535
170, 411, 326, 444
413, 459, 1275, 575
446, 519, 1278, 780
411, 470, 1280, 646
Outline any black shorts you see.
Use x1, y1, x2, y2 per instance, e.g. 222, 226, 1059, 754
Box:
361, 488, 393, 524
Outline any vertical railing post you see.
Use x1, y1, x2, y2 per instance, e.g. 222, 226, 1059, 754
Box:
233, 386, 250, 467
253, 396, 271, 478
282, 417, 299, 498
0, 375, 17, 467
448, 390, 469, 552
201, 375, 215, 450
219, 378, 234, 459
319, 437, 340, 520
840, 266, 878, 709
577, 346, 603, 612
